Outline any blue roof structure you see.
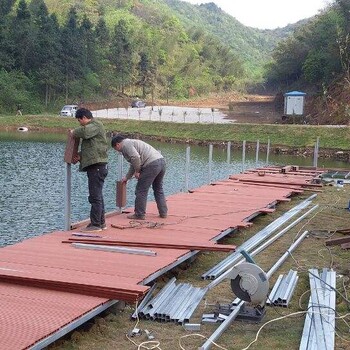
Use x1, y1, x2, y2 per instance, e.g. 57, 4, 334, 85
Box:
284, 91, 306, 96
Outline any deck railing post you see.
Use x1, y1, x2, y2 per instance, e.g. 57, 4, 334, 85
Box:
242, 140, 246, 173
63, 131, 79, 231
313, 137, 319, 168
266, 137, 270, 165
185, 145, 190, 192
227, 141, 231, 164
64, 163, 71, 231
117, 153, 124, 212
208, 144, 213, 184
255, 139, 260, 166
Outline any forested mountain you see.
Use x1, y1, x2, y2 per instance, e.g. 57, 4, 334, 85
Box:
44, 0, 301, 79
0, 0, 347, 119
162, 1, 302, 78
264, 0, 350, 123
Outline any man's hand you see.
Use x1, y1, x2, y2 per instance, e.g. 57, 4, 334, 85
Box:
121, 176, 128, 183
134, 172, 140, 179
72, 154, 80, 164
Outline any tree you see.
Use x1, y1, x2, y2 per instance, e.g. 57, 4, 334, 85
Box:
335, 0, 350, 81
0, 0, 16, 70
28, 0, 63, 105
110, 19, 134, 93
10, 0, 33, 73
60, 7, 84, 102
137, 52, 155, 97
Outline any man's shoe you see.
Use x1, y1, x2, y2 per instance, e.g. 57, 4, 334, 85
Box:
127, 214, 145, 220
101, 224, 107, 230
81, 225, 102, 232
159, 214, 167, 218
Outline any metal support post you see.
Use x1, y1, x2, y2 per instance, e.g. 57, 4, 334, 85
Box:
185, 145, 190, 192
241, 140, 246, 173
208, 144, 213, 184
227, 141, 231, 164
117, 153, 124, 212
266, 137, 270, 165
313, 136, 319, 168
64, 163, 72, 231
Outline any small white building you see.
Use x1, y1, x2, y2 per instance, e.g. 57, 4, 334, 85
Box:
284, 91, 306, 116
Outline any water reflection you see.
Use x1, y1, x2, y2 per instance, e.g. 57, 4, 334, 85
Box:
0, 132, 348, 247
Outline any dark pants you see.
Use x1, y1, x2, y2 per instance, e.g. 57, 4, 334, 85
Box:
135, 158, 167, 217
86, 164, 108, 227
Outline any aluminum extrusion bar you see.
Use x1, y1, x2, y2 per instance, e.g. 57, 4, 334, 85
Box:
203, 195, 316, 280
201, 230, 310, 350
131, 283, 157, 320
281, 270, 298, 306
72, 243, 157, 256
299, 268, 336, 350
208, 206, 317, 291
178, 288, 207, 324
267, 274, 283, 305
267, 230, 309, 279
199, 301, 244, 350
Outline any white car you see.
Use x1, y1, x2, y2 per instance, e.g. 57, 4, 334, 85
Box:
131, 100, 146, 108
60, 104, 78, 117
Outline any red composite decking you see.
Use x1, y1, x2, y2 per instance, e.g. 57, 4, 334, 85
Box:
0, 167, 322, 349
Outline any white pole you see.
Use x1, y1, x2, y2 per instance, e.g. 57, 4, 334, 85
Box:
266, 137, 270, 165
185, 145, 190, 192
117, 153, 124, 212
227, 141, 231, 164
208, 144, 213, 184
313, 137, 319, 168
242, 140, 246, 173
255, 139, 260, 166
64, 163, 71, 231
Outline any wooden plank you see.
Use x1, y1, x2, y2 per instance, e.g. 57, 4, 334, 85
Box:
116, 180, 127, 207
63, 130, 80, 164
325, 236, 350, 246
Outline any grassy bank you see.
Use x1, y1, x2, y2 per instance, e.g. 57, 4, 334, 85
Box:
1, 114, 350, 151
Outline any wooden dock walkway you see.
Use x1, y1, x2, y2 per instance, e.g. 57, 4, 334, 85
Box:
0, 166, 322, 349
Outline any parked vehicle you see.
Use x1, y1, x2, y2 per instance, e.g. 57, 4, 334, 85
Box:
60, 104, 78, 117
131, 100, 146, 108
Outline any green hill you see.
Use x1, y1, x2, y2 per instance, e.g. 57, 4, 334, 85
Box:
42, 0, 306, 79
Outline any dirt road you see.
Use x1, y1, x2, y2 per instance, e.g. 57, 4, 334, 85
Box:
167, 93, 282, 124
87, 93, 282, 124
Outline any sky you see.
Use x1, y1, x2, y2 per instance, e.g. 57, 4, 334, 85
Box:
185, 0, 332, 29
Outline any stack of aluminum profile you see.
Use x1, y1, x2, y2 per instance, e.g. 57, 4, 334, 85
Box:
266, 269, 298, 307
299, 268, 336, 350
202, 195, 316, 280
135, 277, 207, 324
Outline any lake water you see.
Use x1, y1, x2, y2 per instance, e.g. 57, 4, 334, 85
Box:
0, 131, 348, 247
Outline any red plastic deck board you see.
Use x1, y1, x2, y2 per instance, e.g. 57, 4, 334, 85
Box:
0, 166, 322, 349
